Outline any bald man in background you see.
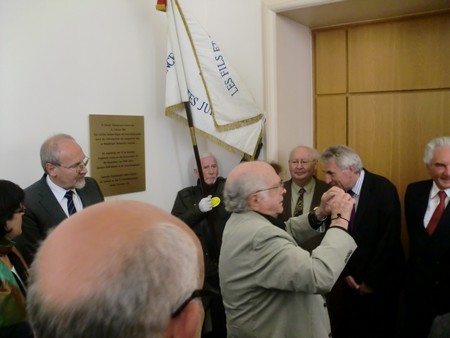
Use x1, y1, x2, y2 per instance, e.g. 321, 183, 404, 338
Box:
27, 200, 205, 338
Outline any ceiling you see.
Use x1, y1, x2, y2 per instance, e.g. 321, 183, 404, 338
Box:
280, 0, 450, 29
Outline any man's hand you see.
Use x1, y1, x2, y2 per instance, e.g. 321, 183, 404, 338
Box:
316, 187, 347, 218
345, 276, 374, 295
199, 195, 213, 213
317, 187, 354, 230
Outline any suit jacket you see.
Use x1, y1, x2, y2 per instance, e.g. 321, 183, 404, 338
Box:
15, 174, 104, 265
219, 211, 356, 338
278, 177, 329, 221
279, 177, 329, 252
342, 170, 405, 292
404, 180, 450, 337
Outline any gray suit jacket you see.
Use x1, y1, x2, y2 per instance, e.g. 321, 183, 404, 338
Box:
219, 211, 356, 338
15, 174, 104, 264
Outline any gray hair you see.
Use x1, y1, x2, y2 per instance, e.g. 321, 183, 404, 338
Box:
423, 136, 450, 165
289, 145, 319, 161
27, 223, 200, 338
40, 133, 76, 172
320, 145, 363, 173
224, 167, 267, 213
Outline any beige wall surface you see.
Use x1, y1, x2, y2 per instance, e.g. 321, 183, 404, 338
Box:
0, 0, 263, 211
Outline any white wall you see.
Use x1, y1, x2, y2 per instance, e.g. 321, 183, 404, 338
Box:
0, 0, 264, 212
276, 15, 312, 180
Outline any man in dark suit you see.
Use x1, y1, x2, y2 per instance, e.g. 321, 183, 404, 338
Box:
321, 144, 405, 338
15, 133, 104, 265
278, 145, 329, 251
404, 136, 450, 338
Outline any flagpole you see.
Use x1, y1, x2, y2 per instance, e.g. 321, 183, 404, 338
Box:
185, 101, 219, 259
184, 101, 205, 193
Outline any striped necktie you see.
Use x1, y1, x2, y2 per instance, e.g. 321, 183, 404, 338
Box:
65, 190, 77, 216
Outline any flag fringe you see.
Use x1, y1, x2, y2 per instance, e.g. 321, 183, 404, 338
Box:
165, 105, 262, 160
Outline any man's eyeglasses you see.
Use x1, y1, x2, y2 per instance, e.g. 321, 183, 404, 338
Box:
55, 157, 89, 173
288, 159, 316, 166
14, 203, 26, 214
252, 180, 284, 195
171, 288, 218, 318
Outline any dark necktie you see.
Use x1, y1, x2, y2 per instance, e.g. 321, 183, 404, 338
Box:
65, 190, 77, 216
427, 190, 446, 236
347, 190, 356, 232
293, 188, 306, 217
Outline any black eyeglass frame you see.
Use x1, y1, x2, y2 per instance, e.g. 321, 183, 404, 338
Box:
171, 288, 218, 318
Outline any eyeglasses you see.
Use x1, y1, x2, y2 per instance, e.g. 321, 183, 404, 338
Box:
171, 288, 218, 318
55, 157, 89, 173
252, 180, 284, 195
288, 159, 316, 166
14, 203, 26, 214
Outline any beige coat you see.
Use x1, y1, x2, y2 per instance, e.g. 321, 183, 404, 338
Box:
219, 211, 356, 338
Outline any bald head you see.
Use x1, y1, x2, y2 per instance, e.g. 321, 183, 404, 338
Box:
28, 200, 204, 338
224, 161, 285, 216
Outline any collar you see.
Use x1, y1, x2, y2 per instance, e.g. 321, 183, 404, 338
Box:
430, 182, 450, 200
46, 175, 77, 202
256, 212, 286, 231
291, 177, 315, 193
350, 169, 365, 196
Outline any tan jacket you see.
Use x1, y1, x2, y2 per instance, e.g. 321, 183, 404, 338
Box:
219, 211, 356, 338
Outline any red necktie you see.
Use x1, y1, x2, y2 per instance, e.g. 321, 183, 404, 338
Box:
427, 190, 447, 236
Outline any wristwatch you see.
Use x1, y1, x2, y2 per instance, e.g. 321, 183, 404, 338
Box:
308, 207, 328, 229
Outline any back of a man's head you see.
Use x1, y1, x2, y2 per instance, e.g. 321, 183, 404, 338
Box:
27, 200, 204, 338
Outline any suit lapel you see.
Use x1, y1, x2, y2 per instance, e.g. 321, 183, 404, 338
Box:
37, 176, 67, 219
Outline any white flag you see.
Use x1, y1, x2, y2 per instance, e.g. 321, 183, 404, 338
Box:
160, 0, 265, 159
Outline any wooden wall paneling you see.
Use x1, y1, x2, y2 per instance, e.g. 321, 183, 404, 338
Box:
348, 90, 450, 249
348, 12, 450, 93
314, 29, 347, 94
315, 94, 347, 180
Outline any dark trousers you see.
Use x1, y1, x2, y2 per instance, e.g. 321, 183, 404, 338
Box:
328, 278, 400, 338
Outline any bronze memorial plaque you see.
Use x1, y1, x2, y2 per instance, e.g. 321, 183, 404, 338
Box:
89, 115, 145, 196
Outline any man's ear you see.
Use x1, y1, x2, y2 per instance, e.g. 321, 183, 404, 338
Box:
46, 163, 57, 177
165, 301, 204, 338
247, 193, 259, 210
194, 168, 199, 179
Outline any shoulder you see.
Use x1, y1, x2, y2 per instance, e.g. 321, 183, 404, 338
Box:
176, 185, 199, 198
25, 175, 47, 192
406, 179, 432, 194
84, 176, 100, 185
363, 170, 397, 191
314, 177, 329, 190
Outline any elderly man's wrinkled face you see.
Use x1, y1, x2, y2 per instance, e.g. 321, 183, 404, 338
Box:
197, 156, 218, 185
46, 140, 87, 190
252, 171, 286, 218
321, 158, 355, 192
288, 147, 317, 186
427, 146, 450, 190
